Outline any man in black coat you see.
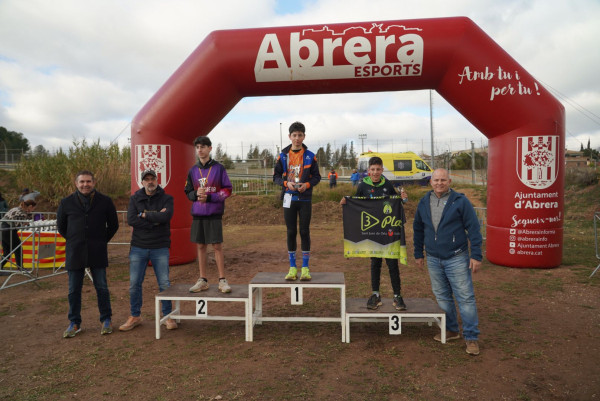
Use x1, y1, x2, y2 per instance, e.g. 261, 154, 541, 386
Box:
57, 170, 119, 338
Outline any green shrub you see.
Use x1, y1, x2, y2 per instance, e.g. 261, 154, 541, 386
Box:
16, 140, 130, 206
312, 182, 353, 202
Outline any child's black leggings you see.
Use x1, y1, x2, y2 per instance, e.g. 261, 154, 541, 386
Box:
370, 257, 401, 295
283, 200, 312, 252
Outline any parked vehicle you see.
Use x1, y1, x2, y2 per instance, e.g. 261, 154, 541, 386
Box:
357, 151, 432, 185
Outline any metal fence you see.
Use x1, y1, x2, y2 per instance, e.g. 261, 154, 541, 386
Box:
228, 174, 280, 195
110, 211, 131, 245
0, 210, 128, 290
591, 212, 600, 278
474, 207, 487, 240
0, 148, 26, 169
1, 198, 489, 289
1, 215, 66, 290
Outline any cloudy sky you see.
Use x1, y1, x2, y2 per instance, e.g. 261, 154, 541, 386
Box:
1, 0, 598, 158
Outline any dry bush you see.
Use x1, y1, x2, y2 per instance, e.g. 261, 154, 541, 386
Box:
564, 167, 598, 188
15, 139, 130, 207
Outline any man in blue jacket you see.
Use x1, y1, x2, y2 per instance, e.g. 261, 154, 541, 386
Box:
413, 168, 483, 356
119, 169, 177, 332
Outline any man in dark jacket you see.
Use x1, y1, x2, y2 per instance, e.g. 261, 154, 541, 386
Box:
57, 170, 119, 338
413, 168, 483, 356
328, 168, 338, 188
119, 169, 177, 332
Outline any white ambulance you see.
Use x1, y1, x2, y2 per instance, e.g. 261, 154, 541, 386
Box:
357, 151, 432, 185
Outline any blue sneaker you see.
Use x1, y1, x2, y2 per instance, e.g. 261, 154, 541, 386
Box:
101, 319, 113, 335
63, 322, 81, 338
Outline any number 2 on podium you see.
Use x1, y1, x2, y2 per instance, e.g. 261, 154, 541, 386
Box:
196, 299, 207, 317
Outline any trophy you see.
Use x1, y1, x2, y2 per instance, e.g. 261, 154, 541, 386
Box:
291, 165, 301, 189
197, 177, 207, 200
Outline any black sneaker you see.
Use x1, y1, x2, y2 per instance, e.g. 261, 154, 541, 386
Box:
367, 294, 382, 310
393, 295, 407, 311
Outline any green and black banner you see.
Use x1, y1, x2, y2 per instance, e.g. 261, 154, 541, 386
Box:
342, 196, 407, 264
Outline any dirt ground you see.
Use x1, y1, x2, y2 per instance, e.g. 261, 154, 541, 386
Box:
1, 192, 599, 400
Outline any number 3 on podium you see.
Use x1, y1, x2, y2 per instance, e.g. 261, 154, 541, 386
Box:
389, 315, 401, 335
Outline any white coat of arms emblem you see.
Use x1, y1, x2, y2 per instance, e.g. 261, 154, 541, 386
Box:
516, 136, 559, 189
134, 144, 171, 188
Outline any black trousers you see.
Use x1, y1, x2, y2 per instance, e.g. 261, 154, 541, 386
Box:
1, 222, 22, 269
370, 257, 401, 295
283, 200, 312, 252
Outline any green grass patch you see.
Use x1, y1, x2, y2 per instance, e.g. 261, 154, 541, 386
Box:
562, 220, 597, 266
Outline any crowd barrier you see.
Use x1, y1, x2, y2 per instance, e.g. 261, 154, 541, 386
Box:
1, 215, 67, 290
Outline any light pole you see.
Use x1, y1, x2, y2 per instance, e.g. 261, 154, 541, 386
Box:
429, 90, 435, 169
471, 141, 476, 184
279, 122, 282, 152
358, 133, 367, 153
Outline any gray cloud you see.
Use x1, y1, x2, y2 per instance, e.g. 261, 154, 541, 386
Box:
0, 0, 598, 154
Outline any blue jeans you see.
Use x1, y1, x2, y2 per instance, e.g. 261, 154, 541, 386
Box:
426, 252, 480, 340
129, 246, 172, 317
68, 268, 112, 325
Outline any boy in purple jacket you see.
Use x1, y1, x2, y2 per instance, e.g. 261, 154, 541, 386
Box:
185, 136, 233, 293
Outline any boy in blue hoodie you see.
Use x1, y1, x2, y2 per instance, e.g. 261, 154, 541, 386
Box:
273, 122, 321, 281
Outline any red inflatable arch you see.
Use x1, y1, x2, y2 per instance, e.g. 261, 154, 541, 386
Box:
131, 17, 564, 268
